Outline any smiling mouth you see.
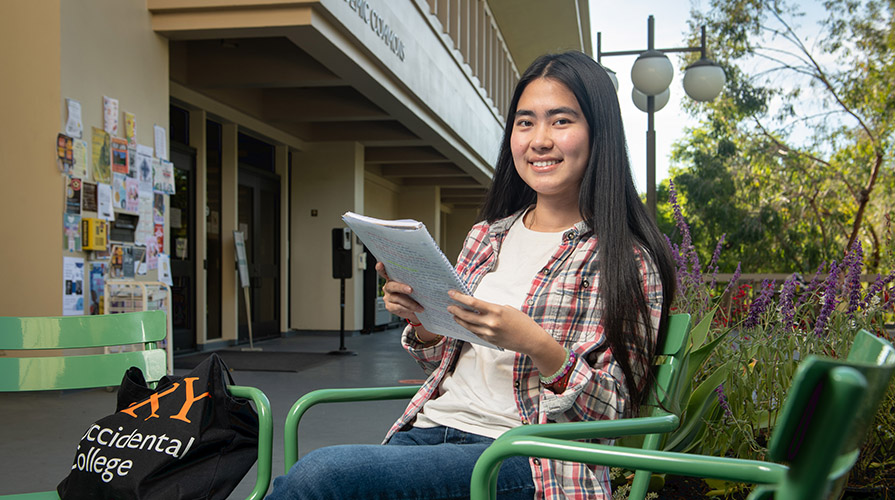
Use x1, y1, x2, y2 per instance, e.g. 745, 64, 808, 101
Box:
531, 160, 561, 167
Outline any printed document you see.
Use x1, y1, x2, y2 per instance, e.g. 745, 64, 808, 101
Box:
342, 212, 498, 349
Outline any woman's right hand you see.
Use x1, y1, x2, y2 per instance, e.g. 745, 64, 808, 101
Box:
375, 262, 424, 323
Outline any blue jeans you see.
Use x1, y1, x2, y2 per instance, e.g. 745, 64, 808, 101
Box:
266, 425, 535, 500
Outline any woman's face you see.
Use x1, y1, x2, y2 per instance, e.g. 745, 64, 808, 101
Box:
511, 77, 591, 203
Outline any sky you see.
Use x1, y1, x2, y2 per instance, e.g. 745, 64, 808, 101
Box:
590, 0, 702, 194
590, 1, 833, 195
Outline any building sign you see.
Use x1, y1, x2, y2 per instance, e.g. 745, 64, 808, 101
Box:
343, 0, 406, 61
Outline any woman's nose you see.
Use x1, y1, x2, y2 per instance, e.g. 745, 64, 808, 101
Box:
531, 124, 553, 150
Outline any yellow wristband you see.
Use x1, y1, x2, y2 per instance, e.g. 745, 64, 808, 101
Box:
412, 327, 443, 346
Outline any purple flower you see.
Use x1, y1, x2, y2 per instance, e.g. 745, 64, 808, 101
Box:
844, 241, 864, 315
814, 260, 841, 337
715, 383, 734, 420
796, 262, 827, 309
862, 271, 895, 309
779, 275, 799, 330
708, 234, 726, 290
744, 280, 775, 329
723, 262, 742, 298
668, 181, 692, 252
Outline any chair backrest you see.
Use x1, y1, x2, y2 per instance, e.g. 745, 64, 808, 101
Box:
650, 313, 691, 408
0, 311, 168, 392
761, 329, 895, 499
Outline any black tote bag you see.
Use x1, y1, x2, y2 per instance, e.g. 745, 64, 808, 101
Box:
58, 353, 259, 500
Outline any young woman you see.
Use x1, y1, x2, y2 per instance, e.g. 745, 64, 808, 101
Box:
267, 50, 676, 500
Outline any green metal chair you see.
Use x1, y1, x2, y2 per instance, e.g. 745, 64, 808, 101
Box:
282, 312, 692, 498
471, 329, 895, 500
0, 311, 273, 500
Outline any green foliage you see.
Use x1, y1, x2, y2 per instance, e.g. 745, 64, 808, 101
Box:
659, 0, 895, 273
666, 193, 895, 492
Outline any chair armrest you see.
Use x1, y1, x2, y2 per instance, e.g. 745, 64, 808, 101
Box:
470, 436, 788, 500
283, 385, 421, 473
228, 385, 273, 500
495, 412, 679, 442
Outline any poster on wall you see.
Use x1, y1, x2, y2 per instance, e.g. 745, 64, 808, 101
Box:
63, 256, 85, 316
72, 139, 89, 179
57, 133, 73, 173
146, 237, 159, 271
82, 181, 97, 213
110, 244, 136, 279
153, 192, 165, 224
158, 253, 173, 286
112, 173, 128, 210
125, 111, 136, 148
103, 95, 119, 135
133, 246, 147, 275
63, 213, 81, 252
91, 127, 111, 184
154, 159, 175, 194
125, 176, 139, 212
136, 186, 153, 244
88, 262, 106, 315
97, 182, 114, 220
111, 137, 129, 175
65, 98, 83, 139
65, 176, 82, 214
153, 124, 167, 160
135, 144, 154, 190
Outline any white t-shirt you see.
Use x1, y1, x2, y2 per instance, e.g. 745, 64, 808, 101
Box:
414, 214, 565, 438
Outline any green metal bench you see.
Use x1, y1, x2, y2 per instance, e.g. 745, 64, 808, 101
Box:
283, 314, 692, 500
471, 329, 895, 500
0, 311, 273, 500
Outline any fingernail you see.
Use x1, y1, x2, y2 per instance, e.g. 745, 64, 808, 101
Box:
448, 290, 455, 297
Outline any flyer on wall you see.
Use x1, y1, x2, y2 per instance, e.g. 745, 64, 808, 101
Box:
97, 182, 114, 220
65, 98, 83, 139
125, 111, 136, 148
103, 95, 119, 135
72, 139, 89, 179
88, 262, 106, 315
111, 137, 129, 175
63, 256, 85, 316
91, 127, 112, 184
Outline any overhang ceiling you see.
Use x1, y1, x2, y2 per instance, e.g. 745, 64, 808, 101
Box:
488, 0, 592, 70
161, 1, 591, 211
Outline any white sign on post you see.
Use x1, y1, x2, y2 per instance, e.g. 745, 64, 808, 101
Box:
233, 231, 259, 351
233, 231, 250, 288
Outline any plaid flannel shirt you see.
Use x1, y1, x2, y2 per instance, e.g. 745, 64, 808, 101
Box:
384, 209, 664, 499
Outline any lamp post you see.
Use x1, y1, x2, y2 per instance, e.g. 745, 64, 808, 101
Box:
598, 15, 725, 218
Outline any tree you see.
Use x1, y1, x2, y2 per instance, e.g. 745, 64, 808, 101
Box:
659, 0, 894, 273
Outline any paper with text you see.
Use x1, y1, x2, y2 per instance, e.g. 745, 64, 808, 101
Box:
342, 212, 498, 349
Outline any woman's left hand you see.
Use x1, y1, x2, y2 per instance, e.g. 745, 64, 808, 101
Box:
447, 290, 563, 364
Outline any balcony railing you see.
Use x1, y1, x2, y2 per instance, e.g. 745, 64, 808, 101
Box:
422, 0, 519, 119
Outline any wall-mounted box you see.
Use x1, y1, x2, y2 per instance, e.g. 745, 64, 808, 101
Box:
81, 218, 108, 250
109, 213, 138, 243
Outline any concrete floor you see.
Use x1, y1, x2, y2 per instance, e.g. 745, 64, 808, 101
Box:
0, 326, 424, 498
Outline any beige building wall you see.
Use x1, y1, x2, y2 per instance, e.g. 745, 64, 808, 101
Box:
443, 207, 481, 264
291, 142, 365, 331
0, 4, 62, 316
0, 1, 167, 317
364, 176, 400, 221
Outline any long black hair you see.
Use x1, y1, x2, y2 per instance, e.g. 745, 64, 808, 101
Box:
479, 51, 676, 416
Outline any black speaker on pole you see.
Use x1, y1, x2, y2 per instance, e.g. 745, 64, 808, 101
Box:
330, 227, 356, 355
332, 228, 353, 279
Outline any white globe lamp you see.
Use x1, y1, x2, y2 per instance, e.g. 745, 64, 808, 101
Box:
631, 50, 673, 96
632, 87, 670, 112
683, 58, 726, 101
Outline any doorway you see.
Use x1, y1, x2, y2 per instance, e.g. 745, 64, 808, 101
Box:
169, 144, 197, 352
237, 167, 281, 341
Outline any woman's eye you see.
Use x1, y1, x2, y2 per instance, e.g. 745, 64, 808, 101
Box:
555, 118, 570, 125
516, 120, 532, 127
